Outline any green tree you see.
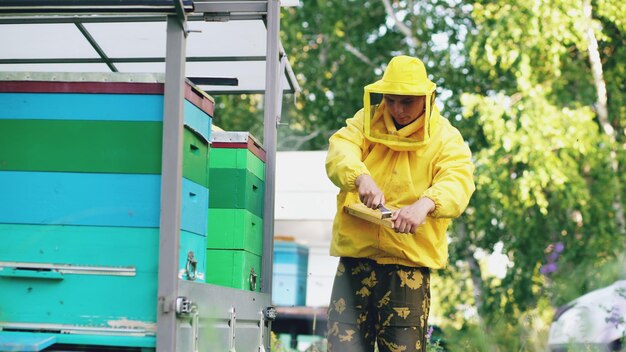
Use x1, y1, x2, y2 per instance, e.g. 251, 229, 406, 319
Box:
217, 0, 479, 151
278, 0, 407, 150
446, 0, 625, 349
216, 0, 405, 150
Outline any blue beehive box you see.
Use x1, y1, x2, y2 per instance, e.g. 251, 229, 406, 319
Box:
0, 75, 213, 349
272, 240, 309, 307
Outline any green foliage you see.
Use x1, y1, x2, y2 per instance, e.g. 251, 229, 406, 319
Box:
215, 1, 490, 151
442, 313, 550, 352
271, 332, 285, 351
455, 0, 625, 320
278, 0, 405, 150
225, 1, 625, 349
213, 94, 265, 141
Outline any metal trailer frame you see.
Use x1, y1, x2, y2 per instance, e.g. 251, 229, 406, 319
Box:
0, 1, 299, 350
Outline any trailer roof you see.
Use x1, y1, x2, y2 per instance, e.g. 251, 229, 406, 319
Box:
0, 0, 300, 94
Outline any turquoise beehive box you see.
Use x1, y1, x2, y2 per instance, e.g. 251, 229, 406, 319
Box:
272, 240, 309, 307
0, 74, 213, 348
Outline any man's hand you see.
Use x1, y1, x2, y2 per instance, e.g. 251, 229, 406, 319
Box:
355, 174, 385, 209
391, 197, 435, 234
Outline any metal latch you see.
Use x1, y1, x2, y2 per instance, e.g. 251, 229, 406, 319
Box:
185, 251, 198, 281
259, 307, 276, 352
263, 306, 277, 321
249, 267, 257, 291
176, 297, 199, 352
175, 296, 194, 315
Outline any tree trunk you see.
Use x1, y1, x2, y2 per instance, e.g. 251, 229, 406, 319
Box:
583, 0, 625, 234
456, 221, 485, 323
381, 0, 418, 48
466, 255, 484, 318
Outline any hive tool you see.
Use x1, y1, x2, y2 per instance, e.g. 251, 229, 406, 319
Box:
378, 204, 393, 219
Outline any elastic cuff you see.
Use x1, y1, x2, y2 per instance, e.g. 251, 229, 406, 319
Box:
421, 190, 441, 217
348, 168, 370, 191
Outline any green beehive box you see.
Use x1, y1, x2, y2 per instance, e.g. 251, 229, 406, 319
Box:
208, 168, 264, 217
182, 127, 210, 187
0, 119, 163, 174
205, 249, 261, 292
207, 208, 263, 256
209, 148, 265, 181
209, 131, 266, 181
0, 120, 209, 187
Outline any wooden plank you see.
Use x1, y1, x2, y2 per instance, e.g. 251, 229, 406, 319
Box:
343, 203, 396, 228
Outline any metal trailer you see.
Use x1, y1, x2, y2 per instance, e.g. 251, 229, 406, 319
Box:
0, 1, 300, 351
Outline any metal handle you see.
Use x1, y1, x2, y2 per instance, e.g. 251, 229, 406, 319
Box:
185, 251, 197, 281
228, 307, 236, 352
249, 267, 257, 291
0, 267, 63, 280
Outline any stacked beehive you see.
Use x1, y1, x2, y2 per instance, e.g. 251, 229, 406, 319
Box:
0, 76, 213, 348
205, 131, 265, 292
272, 239, 309, 306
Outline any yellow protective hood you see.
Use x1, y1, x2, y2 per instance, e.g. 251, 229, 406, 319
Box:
363, 55, 437, 151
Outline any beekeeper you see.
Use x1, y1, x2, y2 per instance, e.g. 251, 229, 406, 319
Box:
325, 55, 475, 351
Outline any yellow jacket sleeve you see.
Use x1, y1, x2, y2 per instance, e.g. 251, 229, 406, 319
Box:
421, 127, 475, 218
326, 110, 371, 191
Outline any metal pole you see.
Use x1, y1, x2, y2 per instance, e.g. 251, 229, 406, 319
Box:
157, 14, 186, 352
262, 0, 280, 297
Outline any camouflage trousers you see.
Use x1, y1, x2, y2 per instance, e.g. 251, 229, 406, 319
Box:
326, 257, 431, 352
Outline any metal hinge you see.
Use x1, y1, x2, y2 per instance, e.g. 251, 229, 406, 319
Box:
228, 307, 237, 352
176, 296, 199, 352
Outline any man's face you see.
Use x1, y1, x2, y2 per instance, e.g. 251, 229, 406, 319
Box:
383, 94, 426, 126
